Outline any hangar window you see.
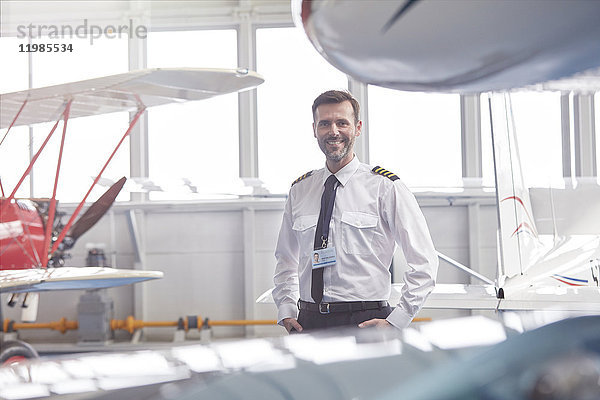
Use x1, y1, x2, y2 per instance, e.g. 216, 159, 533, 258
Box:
0, 37, 28, 93
481, 92, 563, 188
30, 37, 130, 203
256, 27, 348, 194
480, 96, 494, 189
368, 86, 462, 188
32, 37, 128, 86
0, 36, 30, 198
147, 29, 238, 200
0, 125, 30, 199
596, 92, 599, 183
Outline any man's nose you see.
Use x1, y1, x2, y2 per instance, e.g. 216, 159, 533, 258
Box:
329, 123, 340, 135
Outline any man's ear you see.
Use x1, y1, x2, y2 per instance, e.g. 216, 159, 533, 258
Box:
313, 122, 317, 138
355, 120, 363, 137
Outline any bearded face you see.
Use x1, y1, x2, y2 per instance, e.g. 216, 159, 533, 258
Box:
313, 101, 361, 167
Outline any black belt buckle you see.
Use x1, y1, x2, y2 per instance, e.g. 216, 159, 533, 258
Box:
319, 302, 330, 314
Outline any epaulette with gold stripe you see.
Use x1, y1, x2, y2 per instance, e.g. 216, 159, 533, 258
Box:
372, 166, 399, 181
291, 170, 314, 186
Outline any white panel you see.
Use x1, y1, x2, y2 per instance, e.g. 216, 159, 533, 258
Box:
436, 248, 471, 284
479, 248, 500, 282
143, 252, 244, 339
530, 185, 600, 235
253, 209, 284, 250
253, 251, 277, 297
61, 212, 136, 263
422, 206, 469, 248
145, 211, 243, 253
478, 204, 499, 247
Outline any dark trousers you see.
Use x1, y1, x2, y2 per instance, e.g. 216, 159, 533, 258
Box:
295, 305, 393, 332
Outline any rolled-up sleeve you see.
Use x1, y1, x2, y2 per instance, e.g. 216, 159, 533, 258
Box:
272, 196, 300, 325
383, 180, 438, 329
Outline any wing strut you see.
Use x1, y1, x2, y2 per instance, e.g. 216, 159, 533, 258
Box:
3, 104, 67, 205
50, 106, 146, 255
41, 100, 72, 268
0, 100, 27, 147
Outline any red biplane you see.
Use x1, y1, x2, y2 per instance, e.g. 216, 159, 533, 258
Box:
0, 68, 264, 362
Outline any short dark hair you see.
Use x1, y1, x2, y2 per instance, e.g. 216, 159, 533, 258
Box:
312, 90, 360, 124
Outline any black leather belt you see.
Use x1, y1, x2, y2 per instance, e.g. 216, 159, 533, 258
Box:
298, 300, 388, 314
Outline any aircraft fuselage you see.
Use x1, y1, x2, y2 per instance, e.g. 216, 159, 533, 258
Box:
0, 199, 45, 270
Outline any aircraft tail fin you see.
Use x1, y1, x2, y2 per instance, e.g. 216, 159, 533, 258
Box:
488, 93, 543, 283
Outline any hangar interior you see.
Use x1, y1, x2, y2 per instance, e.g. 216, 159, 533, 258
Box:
0, 0, 599, 348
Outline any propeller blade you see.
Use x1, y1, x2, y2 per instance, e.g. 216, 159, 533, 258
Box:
66, 177, 127, 243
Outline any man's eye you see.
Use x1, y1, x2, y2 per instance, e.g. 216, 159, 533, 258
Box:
319, 121, 330, 127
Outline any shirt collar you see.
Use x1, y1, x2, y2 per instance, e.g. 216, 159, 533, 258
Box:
323, 154, 360, 187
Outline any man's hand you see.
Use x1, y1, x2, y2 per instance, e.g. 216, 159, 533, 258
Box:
282, 318, 303, 333
358, 318, 392, 329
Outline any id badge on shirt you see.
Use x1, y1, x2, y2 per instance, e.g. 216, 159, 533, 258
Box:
312, 247, 337, 269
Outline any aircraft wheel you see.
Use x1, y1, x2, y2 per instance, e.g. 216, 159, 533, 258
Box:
0, 340, 39, 366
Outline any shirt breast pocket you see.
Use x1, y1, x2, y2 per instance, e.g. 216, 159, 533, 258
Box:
341, 211, 379, 255
292, 214, 318, 257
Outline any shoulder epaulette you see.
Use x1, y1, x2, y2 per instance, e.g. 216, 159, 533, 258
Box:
372, 166, 399, 181
291, 170, 314, 186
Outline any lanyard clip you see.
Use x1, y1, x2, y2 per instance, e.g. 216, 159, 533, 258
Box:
321, 236, 327, 249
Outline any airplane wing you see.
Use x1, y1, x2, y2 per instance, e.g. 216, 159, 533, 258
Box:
0, 267, 163, 293
1, 315, 598, 399
0, 68, 264, 128
256, 283, 600, 312
295, 0, 600, 92
415, 284, 600, 312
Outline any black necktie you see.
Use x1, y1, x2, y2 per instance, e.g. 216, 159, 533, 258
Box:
311, 174, 339, 304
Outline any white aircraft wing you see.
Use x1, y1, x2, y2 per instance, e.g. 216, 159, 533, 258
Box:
1, 315, 598, 400
0, 267, 163, 293
295, 0, 600, 93
256, 283, 600, 312
0, 68, 264, 128
416, 284, 600, 312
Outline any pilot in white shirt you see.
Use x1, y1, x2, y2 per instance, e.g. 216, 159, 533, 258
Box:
273, 90, 438, 332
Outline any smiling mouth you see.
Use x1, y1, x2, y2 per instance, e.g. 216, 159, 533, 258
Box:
326, 138, 345, 146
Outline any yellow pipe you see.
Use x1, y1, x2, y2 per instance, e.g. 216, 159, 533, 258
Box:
412, 318, 431, 322
3, 316, 426, 336
207, 319, 277, 327
109, 316, 278, 334
3, 318, 78, 334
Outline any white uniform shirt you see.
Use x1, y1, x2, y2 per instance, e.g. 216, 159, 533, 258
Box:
273, 156, 438, 329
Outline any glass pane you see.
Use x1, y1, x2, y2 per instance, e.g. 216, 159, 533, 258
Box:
594, 92, 600, 185
481, 92, 562, 188
0, 37, 29, 93
480, 94, 495, 188
30, 36, 129, 202
0, 126, 30, 199
256, 27, 348, 194
368, 86, 461, 188
511, 92, 562, 187
147, 30, 238, 199
0, 36, 30, 198
32, 37, 128, 86
32, 113, 130, 203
